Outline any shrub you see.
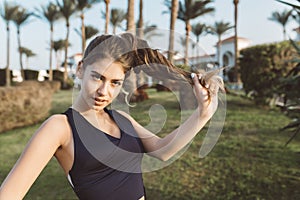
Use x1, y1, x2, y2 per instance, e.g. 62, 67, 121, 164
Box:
0, 69, 13, 86
0, 81, 54, 133
239, 41, 296, 104
24, 69, 39, 80
52, 69, 74, 90
16, 80, 61, 93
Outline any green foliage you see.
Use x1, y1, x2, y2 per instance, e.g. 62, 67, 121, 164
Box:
239, 40, 296, 104
276, 39, 300, 146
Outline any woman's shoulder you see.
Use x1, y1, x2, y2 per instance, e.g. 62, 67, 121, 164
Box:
40, 113, 71, 141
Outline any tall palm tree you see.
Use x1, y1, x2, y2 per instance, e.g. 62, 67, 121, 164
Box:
143, 24, 162, 41
276, 0, 300, 24
137, 0, 143, 38
269, 9, 293, 40
208, 21, 233, 67
191, 22, 207, 57
125, 0, 139, 101
177, 0, 214, 66
56, 0, 77, 87
75, 25, 99, 41
0, 1, 18, 86
75, 0, 100, 53
104, 0, 110, 34
12, 6, 33, 80
109, 8, 126, 34
233, 0, 239, 83
19, 47, 36, 69
35, 2, 61, 81
127, 0, 135, 32
164, 0, 178, 62
53, 39, 69, 69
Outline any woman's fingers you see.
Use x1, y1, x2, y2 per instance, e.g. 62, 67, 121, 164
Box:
191, 73, 209, 102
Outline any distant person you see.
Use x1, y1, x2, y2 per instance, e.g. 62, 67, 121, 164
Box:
0, 33, 224, 200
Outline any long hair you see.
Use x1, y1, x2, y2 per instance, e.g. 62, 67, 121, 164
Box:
82, 33, 225, 100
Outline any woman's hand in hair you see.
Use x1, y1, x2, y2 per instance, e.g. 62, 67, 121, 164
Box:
191, 72, 220, 118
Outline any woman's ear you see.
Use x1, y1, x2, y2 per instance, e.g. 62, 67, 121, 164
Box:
76, 61, 84, 79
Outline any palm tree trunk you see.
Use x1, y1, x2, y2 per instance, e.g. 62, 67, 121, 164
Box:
17, 28, 25, 80
81, 12, 86, 54
217, 35, 221, 67
137, 0, 144, 38
233, 0, 240, 83
127, 0, 135, 31
184, 20, 191, 66
113, 26, 116, 34
125, 0, 138, 101
168, 0, 178, 63
49, 25, 54, 81
6, 23, 11, 87
63, 22, 70, 88
105, 0, 110, 34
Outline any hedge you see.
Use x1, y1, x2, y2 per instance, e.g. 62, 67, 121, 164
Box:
0, 81, 57, 133
239, 41, 296, 104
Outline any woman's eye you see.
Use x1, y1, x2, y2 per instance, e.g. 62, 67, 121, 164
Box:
112, 81, 122, 86
92, 74, 102, 80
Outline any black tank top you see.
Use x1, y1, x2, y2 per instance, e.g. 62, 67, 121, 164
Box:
64, 108, 145, 200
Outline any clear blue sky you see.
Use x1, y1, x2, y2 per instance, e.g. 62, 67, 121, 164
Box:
0, 0, 298, 70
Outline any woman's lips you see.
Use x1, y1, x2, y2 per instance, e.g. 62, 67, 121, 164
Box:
94, 97, 108, 105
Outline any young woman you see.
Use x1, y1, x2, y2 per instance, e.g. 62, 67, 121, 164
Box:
0, 33, 223, 200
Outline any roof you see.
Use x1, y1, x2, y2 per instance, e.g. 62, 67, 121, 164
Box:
216, 35, 250, 45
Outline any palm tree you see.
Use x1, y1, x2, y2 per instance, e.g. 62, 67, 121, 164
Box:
164, 0, 178, 62
53, 39, 69, 69
75, 0, 100, 53
137, 0, 143, 38
143, 24, 162, 41
84, 25, 99, 40
35, 2, 61, 81
269, 9, 293, 40
233, 0, 239, 83
12, 6, 33, 80
208, 21, 233, 67
56, 0, 77, 87
104, 0, 110, 34
127, 0, 135, 32
74, 25, 99, 41
177, 0, 214, 66
191, 22, 207, 57
0, 1, 18, 86
19, 47, 36, 69
109, 8, 126, 34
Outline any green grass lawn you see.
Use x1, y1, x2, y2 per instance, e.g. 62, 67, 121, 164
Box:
0, 89, 299, 200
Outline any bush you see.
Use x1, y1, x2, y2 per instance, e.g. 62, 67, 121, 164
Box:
16, 80, 61, 93
239, 41, 296, 104
0, 69, 13, 86
51, 69, 73, 90
24, 69, 39, 80
0, 81, 54, 133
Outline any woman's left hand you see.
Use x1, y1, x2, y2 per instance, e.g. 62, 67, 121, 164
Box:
191, 73, 219, 118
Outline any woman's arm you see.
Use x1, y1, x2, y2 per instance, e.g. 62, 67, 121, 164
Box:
0, 115, 69, 200
120, 73, 220, 161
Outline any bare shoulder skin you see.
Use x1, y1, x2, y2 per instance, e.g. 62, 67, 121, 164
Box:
0, 114, 72, 200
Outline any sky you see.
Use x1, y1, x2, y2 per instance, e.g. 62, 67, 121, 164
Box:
0, 0, 299, 70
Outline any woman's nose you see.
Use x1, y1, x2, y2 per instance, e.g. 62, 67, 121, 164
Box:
97, 82, 109, 96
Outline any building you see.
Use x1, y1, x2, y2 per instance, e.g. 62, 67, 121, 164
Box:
174, 35, 252, 81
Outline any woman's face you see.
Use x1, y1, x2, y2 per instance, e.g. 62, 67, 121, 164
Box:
77, 58, 125, 111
